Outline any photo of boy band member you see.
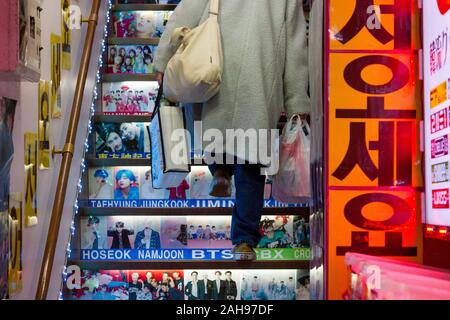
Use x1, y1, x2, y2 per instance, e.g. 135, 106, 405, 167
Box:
65, 270, 129, 301
127, 271, 184, 300
161, 217, 187, 248
81, 216, 107, 250
293, 216, 310, 248
119, 122, 150, 153
185, 270, 238, 300
114, 168, 140, 200
134, 220, 161, 249
107, 221, 134, 249
240, 270, 297, 300
95, 123, 128, 154
187, 217, 232, 249
140, 169, 168, 199
185, 271, 203, 300
89, 169, 114, 200
257, 217, 293, 249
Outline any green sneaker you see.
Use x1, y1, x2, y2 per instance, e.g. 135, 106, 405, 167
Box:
233, 243, 257, 261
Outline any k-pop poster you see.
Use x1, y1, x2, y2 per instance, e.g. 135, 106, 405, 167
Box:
296, 270, 310, 301
161, 216, 187, 248
61, 0, 72, 70
64, 270, 129, 300
127, 270, 184, 300
0, 97, 17, 214
107, 45, 158, 74
102, 81, 159, 115
51, 34, 62, 119
24, 133, 38, 227
8, 193, 23, 296
113, 167, 141, 200
188, 166, 236, 199
140, 168, 168, 199
240, 270, 297, 301
38, 80, 51, 170
257, 216, 294, 249
184, 270, 240, 301
94, 122, 150, 158
88, 168, 114, 200
187, 216, 232, 249
293, 216, 310, 248
112, 10, 172, 38
80, 216, 108, 250
106, 216, 161, 250
88, 167, 141, 201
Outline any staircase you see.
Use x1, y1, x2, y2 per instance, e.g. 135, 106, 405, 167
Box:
62, 0, 311, 301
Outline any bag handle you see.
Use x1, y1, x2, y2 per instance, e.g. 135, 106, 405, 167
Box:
150, 79, 164, 123
209, 0, 219, 19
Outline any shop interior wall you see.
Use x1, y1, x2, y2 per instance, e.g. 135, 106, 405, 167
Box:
308, 0, 325, 300
0, 0, 108, 300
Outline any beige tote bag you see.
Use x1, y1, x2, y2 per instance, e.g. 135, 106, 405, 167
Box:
163, 0, 223, 103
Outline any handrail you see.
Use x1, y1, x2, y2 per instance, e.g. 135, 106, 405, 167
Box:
35, 0, 102, 300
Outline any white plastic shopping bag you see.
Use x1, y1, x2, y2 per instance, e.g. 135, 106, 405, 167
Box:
150, 84, 191, 189
272, 115, 311, 204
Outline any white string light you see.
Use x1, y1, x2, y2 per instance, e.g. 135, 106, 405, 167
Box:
58, 0, 112, 300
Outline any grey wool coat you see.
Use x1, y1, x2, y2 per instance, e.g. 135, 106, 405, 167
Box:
154, 0, 310, 165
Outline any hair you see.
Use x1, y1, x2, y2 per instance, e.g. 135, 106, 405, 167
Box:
115, 221, 125, 228
298, 276, 310, 287
143, 45, 152, 54
225, 271, 232, 276
115, 169, 136, 182
144, 54, 153, 63
215, 271, 222, 276
191, 271, 198, 276
94, 169, 109, 179
129, 49, 136, 56
88, 216, 100, 226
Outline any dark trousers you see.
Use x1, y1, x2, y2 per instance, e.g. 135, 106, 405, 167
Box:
208, 162, 265, 247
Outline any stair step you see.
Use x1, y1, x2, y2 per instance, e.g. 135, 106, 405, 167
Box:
69, 260, 310, 270
93, 114, 152, 123
108, 38, 161, 46
79, 206, 310, 217
113, 4, 177, 11
102, 74, 158, 82
86, 157, 210, 167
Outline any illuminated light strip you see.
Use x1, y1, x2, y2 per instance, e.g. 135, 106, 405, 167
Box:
58, 0, 113, 301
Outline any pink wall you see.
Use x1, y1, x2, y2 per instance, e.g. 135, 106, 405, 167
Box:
0, 0, 109, 300
0, 0, 19, 71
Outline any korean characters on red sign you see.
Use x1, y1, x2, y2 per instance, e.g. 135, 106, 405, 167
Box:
328, 0, 420, 259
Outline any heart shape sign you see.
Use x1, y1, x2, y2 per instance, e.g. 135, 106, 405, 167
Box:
437, 0, 450, 14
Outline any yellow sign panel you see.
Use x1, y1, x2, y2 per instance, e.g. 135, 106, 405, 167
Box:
329, 0, 421, 51
38, 80, 51, 170
430, 81, 448, 109
8, 193, 23, 296
51, 34, 62, 119
328, 53, 422, 188
328, 190, 422, 300
24, 133, 38, 227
